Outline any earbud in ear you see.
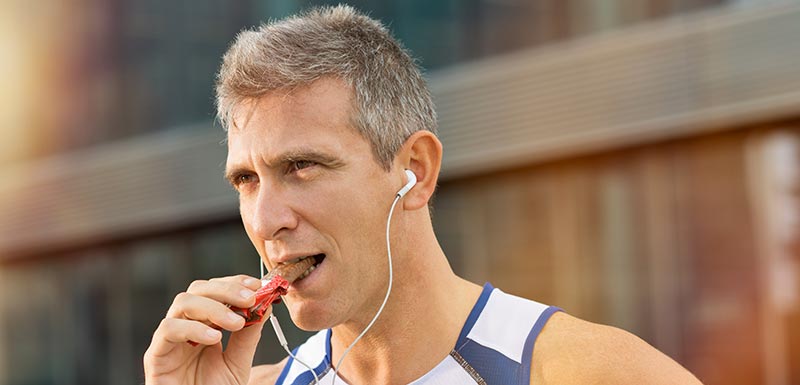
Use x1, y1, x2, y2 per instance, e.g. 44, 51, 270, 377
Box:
396, 169, 417, 198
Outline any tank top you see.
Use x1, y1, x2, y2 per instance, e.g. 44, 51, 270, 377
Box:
274, 283, 561, 385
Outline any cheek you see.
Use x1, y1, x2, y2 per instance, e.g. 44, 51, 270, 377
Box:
238, 201, 267, 258
295, 177, 391, 262
294, 182, 359, 227
331, 195, 390, 265
238, 196, 254, 226
239, 207, 255, 240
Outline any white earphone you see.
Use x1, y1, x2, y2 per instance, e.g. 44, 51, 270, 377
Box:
397, 169, 417, 198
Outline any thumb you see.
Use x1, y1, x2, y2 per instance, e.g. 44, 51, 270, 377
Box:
224, 313, 268, 377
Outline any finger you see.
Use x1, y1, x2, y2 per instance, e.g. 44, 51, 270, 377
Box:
186, 276, 260, 309
167, 292, 246, 332
148, 318, 222, 357
212, 274, 264, 291
225, 306, 270, 370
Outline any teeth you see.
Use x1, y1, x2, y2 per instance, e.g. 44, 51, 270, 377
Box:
297, 264, 316, 280
285, 255, 312, 265
287, 257, 301, 264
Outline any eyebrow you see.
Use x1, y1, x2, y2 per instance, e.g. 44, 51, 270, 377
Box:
224, 149, 345, 186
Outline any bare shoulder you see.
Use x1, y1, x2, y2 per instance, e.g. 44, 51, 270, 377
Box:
531, 312, 702, 384
248, 356, 289, 385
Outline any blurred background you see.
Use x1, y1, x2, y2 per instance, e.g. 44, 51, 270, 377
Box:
1, 0, 799, 384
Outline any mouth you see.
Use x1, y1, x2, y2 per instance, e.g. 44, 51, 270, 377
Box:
289, 253, 325, 282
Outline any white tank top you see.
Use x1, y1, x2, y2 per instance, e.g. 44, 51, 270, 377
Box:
273, 283, 561, 385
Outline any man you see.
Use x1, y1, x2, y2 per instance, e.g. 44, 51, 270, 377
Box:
144, 5, 702, 385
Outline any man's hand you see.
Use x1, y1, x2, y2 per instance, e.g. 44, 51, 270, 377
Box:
143, 275, 265, 385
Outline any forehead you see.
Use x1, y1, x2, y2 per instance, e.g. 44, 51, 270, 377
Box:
225, 78, 369, 163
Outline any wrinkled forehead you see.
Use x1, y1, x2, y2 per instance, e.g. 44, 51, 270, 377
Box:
223, 78, 377, 169
227, 78, 358, 135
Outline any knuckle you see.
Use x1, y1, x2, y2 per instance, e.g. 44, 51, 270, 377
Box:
187, 279, 206, 292
209, 276, 233, 284
168, 292, 194, 316
158, 317, 174, 330
174, 291, 191, 303
143, 344, 156, 362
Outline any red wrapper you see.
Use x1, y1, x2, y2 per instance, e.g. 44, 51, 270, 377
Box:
231, 275, 289, 326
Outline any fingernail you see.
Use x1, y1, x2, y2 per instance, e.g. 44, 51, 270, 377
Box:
240, 289, 254, 299
228, 312, 243, 322
243, 278, 257, 286
206, 329, 221, 339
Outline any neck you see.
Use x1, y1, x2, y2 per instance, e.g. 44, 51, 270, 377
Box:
328, 217, 483, 385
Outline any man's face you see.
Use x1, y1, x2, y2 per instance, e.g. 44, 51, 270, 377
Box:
225, 78, 396, 330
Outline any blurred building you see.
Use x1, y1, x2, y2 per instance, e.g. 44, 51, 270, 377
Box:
1, 1, 799, 384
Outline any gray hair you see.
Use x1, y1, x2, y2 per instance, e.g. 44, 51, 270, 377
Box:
215, 5, 437, 170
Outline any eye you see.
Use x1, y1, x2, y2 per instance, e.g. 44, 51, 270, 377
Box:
231, 173, 257, 191
290, 160, 317, 173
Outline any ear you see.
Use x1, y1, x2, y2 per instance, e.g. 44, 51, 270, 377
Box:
394, 131, 442, 211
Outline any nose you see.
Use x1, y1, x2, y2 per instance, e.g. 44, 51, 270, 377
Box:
246, 182, 299, 240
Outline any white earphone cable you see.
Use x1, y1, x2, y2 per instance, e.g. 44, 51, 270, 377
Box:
262, 261, 321, 384
330, 193, 400, 385
271, 314, 321, 385
265, 188, 404, 385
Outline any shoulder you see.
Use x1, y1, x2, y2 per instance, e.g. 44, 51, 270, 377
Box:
531, 312, 702, 384
248, 356, 289, 385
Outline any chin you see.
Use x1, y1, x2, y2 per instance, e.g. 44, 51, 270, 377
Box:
285, 299, 338, 331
